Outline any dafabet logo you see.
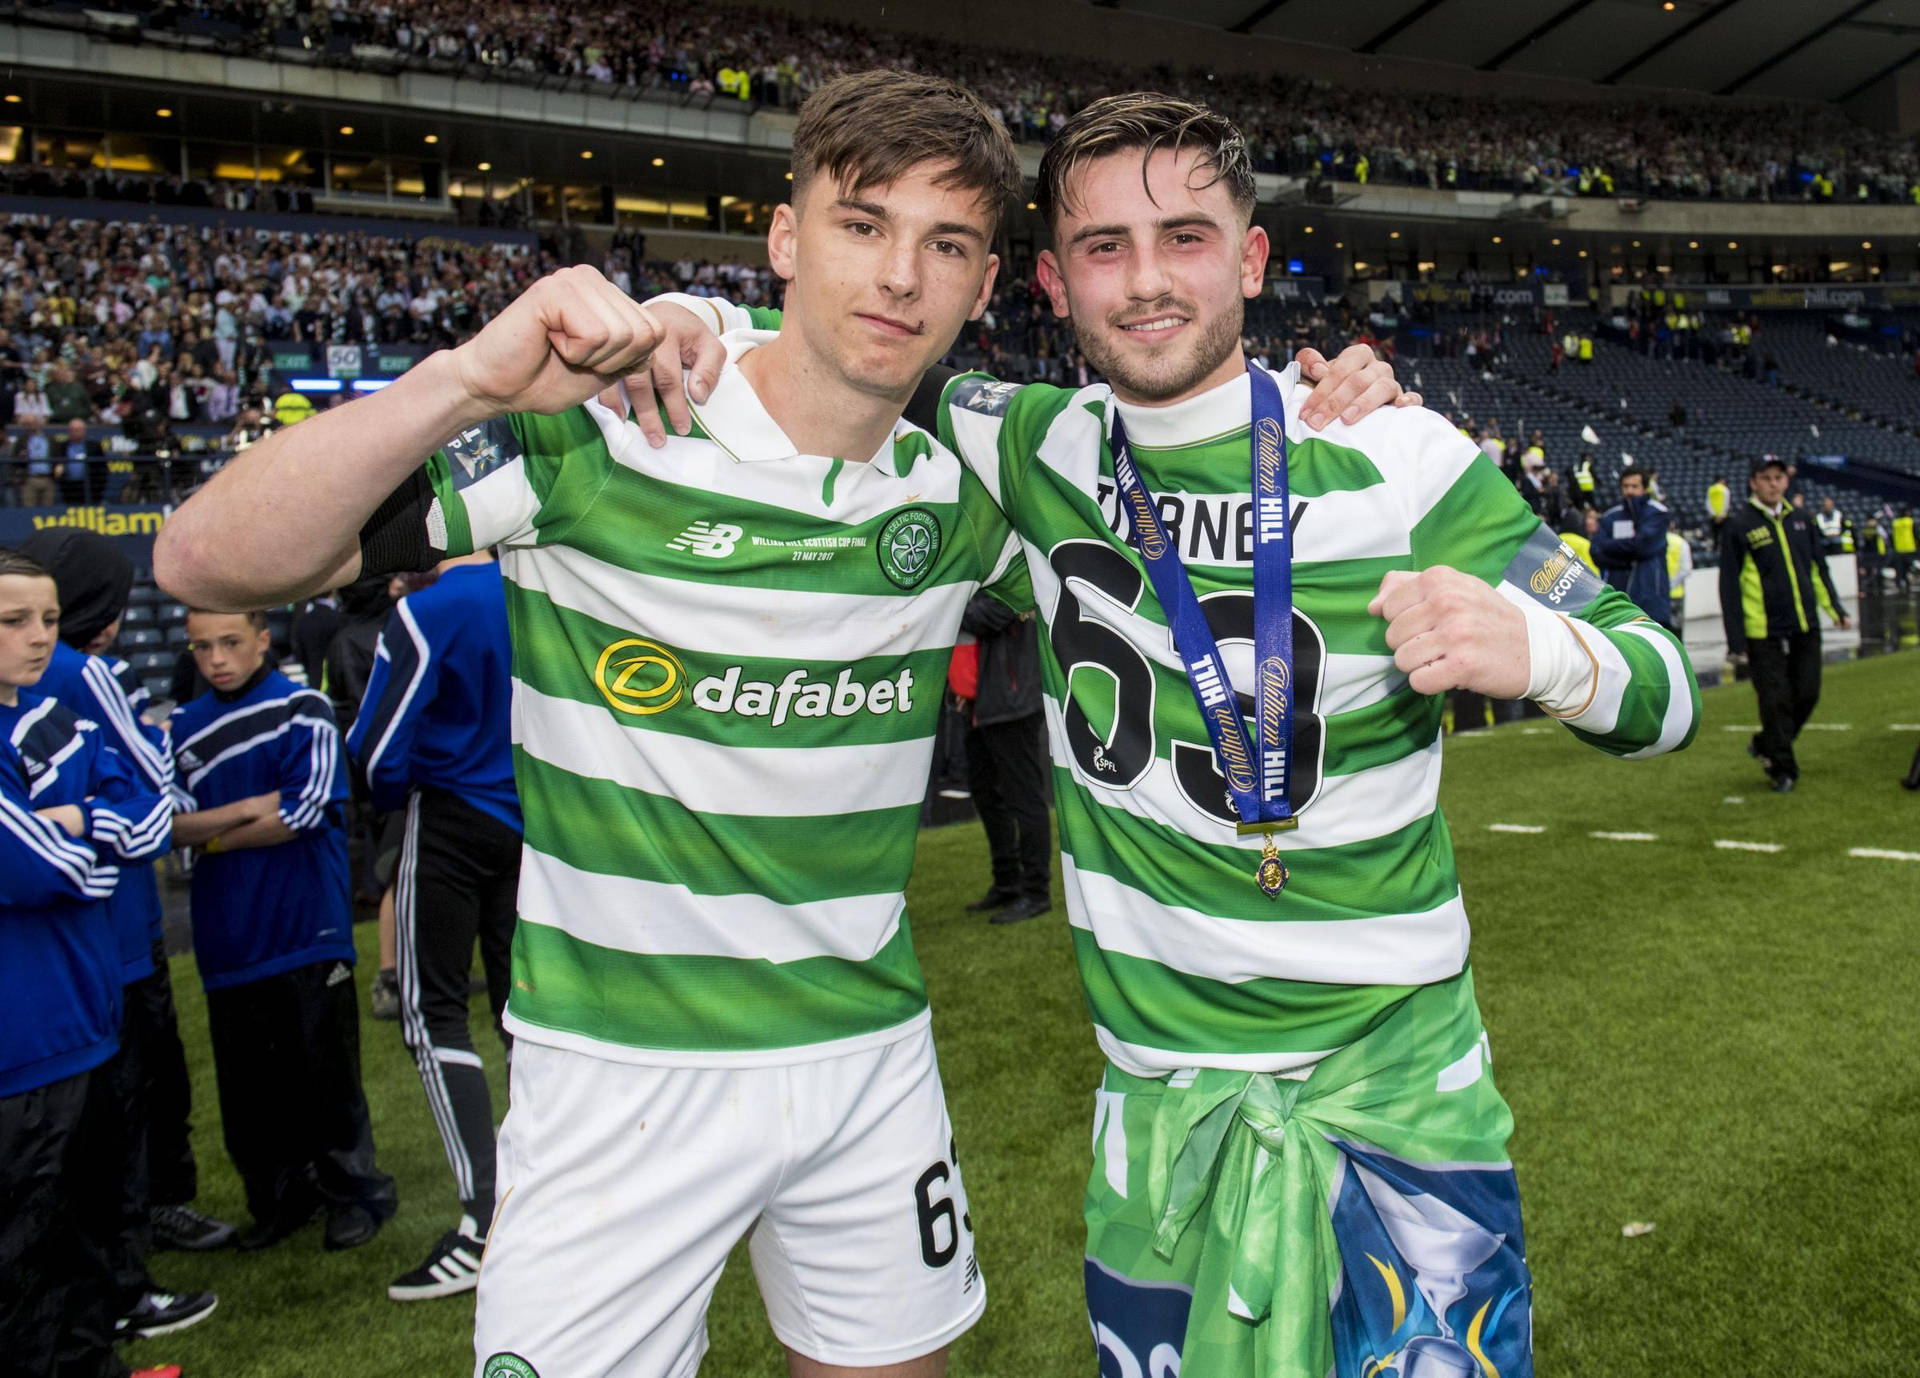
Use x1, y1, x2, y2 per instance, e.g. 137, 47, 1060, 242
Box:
593, 638, 686, 716
594, 639, 915, 728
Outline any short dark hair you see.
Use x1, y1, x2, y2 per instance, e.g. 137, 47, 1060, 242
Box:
0, 548, 52, 582
186, 607, 268, 631
1035, 92, 1257, 231
789, 71, 1022, 229
1619, 466, 1648, 487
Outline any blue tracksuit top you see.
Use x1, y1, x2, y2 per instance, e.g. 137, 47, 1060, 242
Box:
346, 561, 521, 834
1, 691, 170, 1096
171, 667, 354, 991
1590, 495, 1674, 627
34, 640, 173, 983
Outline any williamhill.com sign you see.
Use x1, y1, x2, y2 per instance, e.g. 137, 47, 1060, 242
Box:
1, 504, 172, 556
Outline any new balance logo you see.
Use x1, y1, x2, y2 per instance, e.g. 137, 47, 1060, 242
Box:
667, 521, 743, 558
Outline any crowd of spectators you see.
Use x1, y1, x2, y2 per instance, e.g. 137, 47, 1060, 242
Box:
0, 211, 547, 466
37, 0, 1920, 204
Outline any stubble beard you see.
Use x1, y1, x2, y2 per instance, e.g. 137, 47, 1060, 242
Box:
1074, 294, 1245, 405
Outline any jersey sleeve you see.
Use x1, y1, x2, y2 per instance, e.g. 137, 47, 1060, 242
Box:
359, 408, 619, 576
345, 597, 436, 812
277, 691, 348, 834
81, 654, 172, 794
1396, 409, 1701, 760
77, 726, 173, 864
0, 749, 119, 905
934, 372, 1086, 536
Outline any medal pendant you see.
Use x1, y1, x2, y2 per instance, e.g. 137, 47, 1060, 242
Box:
1255, 832, 1288, 900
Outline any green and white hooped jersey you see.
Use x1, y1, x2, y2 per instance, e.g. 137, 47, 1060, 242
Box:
933, 365, 1699, 1077
422, 330, 1027, 1065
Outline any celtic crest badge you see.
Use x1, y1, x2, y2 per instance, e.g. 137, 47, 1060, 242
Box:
876, 507, 942, 589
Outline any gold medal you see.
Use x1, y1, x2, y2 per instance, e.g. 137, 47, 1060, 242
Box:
1255, 832, 1288, 900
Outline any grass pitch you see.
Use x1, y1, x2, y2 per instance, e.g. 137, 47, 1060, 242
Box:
130, 653, 1920, 1377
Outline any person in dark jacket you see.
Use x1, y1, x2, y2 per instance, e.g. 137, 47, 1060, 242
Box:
323, 574, 398, 731
287, 591, 342, 690
1590, 466, 1674, 629
1720, 456, 1849, 792
324, 573, 402, 909
959, 593, 1050, 925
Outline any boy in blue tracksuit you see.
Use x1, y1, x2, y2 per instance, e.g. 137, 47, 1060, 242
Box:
347, 553, 522, 1302
0, 548, 181, 1378
171, 608, 397, 1252
18, 529, 226, 1341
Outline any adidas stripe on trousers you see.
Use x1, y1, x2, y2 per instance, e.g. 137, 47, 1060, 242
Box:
396, 787, 520, 1226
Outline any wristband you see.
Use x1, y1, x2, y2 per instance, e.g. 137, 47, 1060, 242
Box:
203, 835, 225, 855
1519, 600, 1600, 719
647, 292, 746, 335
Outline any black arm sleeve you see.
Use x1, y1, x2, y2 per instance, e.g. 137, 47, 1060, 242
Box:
905, 365, 960, 438
357, 467, 445, 578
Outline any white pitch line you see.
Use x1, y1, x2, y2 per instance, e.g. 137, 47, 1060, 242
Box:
1849, 847, 1920, 863
1487, 824, 1546, 834
1714, 839, 1783, 853
1890, 724, 1920, 732
1590, 830, 1658, 842
1720, 725, 1760, 732
1520, 727, 1552, 736
1802, 723, 1852, 731
1722, 796, 1745, 804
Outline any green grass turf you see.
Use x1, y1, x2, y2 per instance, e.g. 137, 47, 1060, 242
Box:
130, 653, 1920, 1376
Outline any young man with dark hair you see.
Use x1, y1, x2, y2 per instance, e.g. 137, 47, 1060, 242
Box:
1720, 455, 1848, 793
653, 88, 1699, 1378
164, 70, 1021, 1378
169, 609, 397, 1252
0, 548, 184, 1378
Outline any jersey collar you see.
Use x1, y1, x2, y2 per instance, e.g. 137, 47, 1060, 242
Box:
687, 329, 923, 476
1107, 361, 1300, 450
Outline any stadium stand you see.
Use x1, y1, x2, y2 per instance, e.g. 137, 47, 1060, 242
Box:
4, 0, 1918, 697
6, 5, 1920, 1376
18, 0, 1920, 203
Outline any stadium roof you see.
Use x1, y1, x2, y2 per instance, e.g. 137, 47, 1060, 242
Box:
1101, 0, 1920, 102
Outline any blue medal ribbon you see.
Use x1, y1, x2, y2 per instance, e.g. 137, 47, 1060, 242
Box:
1109, 363, 1295, 894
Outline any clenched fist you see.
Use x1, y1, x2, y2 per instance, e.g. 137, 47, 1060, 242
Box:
1368, 567, 1530, 699
452, 264, 665, 417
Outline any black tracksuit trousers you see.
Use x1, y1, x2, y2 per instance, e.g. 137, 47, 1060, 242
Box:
0, 1067, 130, 1378
395, 788, 520, 1226
965, 713, 1051, 903
204, 959, 397, 1229
1747, 630, 1822, 780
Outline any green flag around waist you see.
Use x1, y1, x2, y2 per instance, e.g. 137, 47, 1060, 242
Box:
1143, 970, 1514, 1377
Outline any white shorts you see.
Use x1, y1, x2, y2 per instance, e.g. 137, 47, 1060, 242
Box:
472, 1025, 984, 1377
